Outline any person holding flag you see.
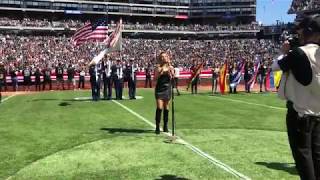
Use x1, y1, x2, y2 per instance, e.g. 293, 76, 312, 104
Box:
154, 52, 174, 134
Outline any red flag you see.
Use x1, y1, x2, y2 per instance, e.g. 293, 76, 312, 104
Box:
219, 61, 228, 94
71, 19, 108, 46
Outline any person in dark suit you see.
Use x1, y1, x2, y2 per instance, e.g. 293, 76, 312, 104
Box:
55, 63, 65, 90
111, 59, 123, 100
244, 61, 254, 93
102, 58, 112, 100
126, 59, 137, 99
145, 63, 152, 88
78, 66, 86, 90
89, 63, 101, 101
257, 61, 267, 92
67, 64, 75, 90
34, 68, 41, 91
22, 64, 32, 91
0, 62, 5, 102
190, 59, 200, 94
42, 65, 52, 91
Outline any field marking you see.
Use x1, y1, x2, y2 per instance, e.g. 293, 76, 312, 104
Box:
1, 94, 16, 104
209, 96, 286, 110
112, 100, 251, 180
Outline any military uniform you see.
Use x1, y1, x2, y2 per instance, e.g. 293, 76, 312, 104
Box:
0, 65, 5, 102
111, 60, 123, 100
126, 61, 137, 99
89, 64, 101, 101
102, 60, 112, 100
42, 67, 52, 90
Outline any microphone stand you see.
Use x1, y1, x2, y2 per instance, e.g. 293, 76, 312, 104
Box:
171, 75, 176, 137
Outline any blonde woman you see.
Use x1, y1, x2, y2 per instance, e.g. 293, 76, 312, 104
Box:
154, 52, 174, 134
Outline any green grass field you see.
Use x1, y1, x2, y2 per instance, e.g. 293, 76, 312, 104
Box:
0, 89, 298, 180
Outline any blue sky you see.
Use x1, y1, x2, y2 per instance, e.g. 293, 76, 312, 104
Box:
256, 0, 296, 25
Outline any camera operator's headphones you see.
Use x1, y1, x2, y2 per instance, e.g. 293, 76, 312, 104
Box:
297, 14, 320, 36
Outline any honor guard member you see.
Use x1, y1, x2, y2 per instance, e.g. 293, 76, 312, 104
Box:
42, 65, 52, 90
211, 62, 219, 94
0, 62, 5, 102
78, 66, 86, 90
190, 60, 200, 94
10, 65, 18, 91
229, 63, 237, 94
257, 61, 267, 92
55, 63, 65, 90
272, 15, 320, 180
111, 59, 123, 100
23, 64, 32, 91
34, 67, 41, 91
89, 63, 101, 101
145, 63, 152, 88
126, 59, 137, 99
67, 64, 75, 90
244, 61, 254, 93
102, 58, 112, 100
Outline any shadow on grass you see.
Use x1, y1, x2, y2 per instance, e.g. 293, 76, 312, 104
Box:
59, 102, 71, 106
155, 174, 190, 180
100, 128, 154, 134
255, 162, 297, 175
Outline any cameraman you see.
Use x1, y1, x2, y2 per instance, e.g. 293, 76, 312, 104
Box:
272, 15, 320, 180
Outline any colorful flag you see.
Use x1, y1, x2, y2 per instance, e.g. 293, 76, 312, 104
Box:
274, 71, 282, 88
104, 19, 122, 51
71, 19, 108, 46
229, 60, 245, 88
89, 19, 122, 65
219, 61, 228, 94
186, 62, 204, 90
248, 55, 261, 88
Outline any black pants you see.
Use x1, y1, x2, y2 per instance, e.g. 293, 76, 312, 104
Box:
43, 79, 52, 90
91, 79, 100, 101
286, 101, 320, 180
128, 78, 136, 99
78, 76, 85, 89
103, 77, 112, 99
212, 78, 218, 93
35, 79, 41, 91
145, 76, 152, 88
191, 77, 199, 94
114, 78, 123, 100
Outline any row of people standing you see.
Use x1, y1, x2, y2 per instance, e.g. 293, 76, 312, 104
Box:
0, 63, 87, 92
89, 58, 138, 101
211, 61, 270, 94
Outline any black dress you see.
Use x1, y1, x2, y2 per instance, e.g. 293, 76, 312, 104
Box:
155, 73, 172, 100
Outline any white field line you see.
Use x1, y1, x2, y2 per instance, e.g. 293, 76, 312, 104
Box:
209, 96, 286, 110
112, 100, 251, 180
1, 94, 16, 104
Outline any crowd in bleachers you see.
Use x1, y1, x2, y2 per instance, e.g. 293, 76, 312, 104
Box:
0, 17, 260, 31
0, 34, 279, 76
289, 0, 319, 13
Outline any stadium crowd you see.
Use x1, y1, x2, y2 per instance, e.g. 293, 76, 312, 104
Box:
289, 0, 319, 13
0, 17, 260, 31
0, 34, 279, 73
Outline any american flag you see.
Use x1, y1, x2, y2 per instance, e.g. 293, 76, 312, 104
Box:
71, 19, 108, 46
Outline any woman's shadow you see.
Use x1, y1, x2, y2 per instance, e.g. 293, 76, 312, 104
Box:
255, 162, 297, 175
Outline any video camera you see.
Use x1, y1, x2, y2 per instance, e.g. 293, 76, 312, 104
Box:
279, 29, 300, 49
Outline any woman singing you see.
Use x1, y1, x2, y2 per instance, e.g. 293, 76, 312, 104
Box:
154, 52, 174, 134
